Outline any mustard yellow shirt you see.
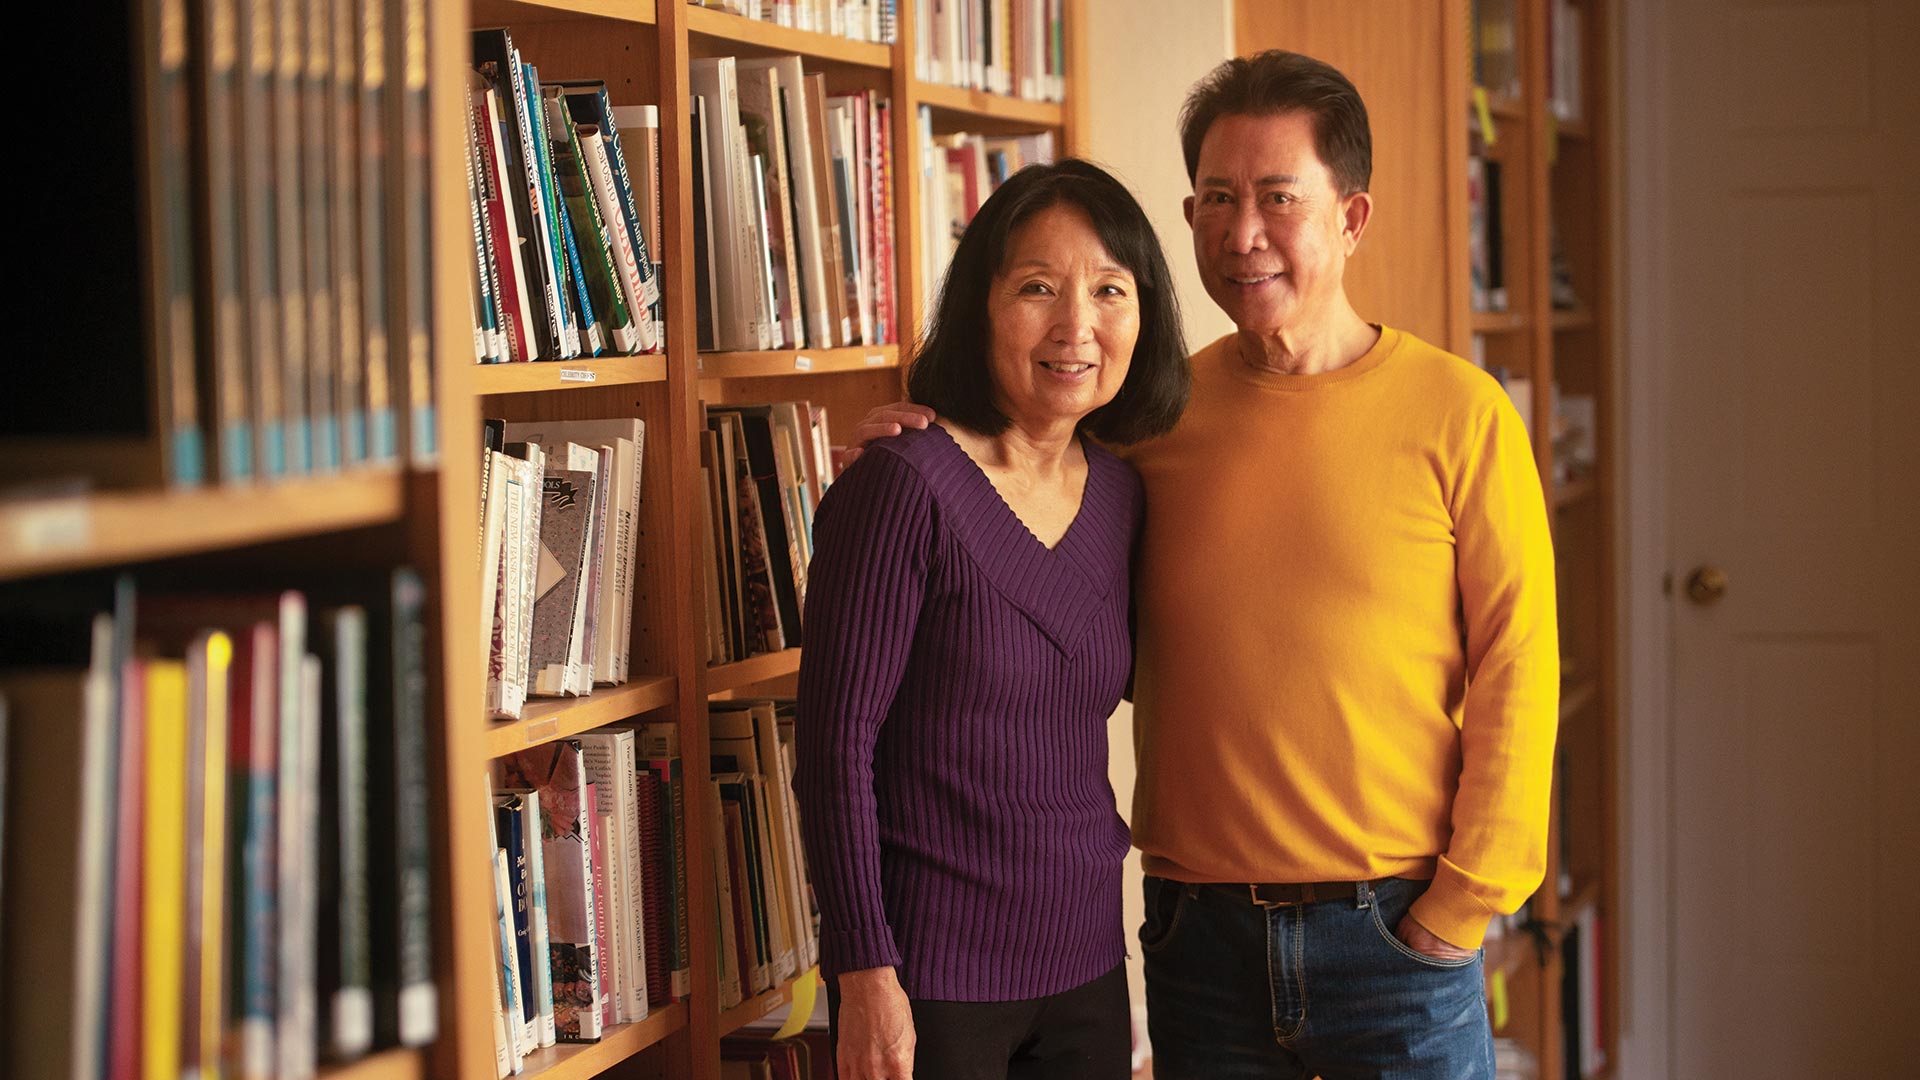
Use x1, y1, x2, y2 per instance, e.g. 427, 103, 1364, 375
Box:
1124, 327, 1558, 948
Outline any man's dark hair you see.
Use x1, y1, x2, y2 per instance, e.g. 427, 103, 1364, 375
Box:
1179, 50, 1372, 197
908, 158, 1189, 446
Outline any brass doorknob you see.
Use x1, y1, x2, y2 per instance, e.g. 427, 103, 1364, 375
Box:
1686, 565, 1728, 605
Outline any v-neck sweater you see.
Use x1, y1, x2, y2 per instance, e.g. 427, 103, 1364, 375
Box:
793, 423, 1140, 1002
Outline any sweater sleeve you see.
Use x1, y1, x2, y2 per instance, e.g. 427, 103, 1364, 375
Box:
791, 447, 935, 977
1412, 394, 1561, 950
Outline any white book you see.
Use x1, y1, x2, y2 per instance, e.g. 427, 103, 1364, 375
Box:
689, 57, 760, 351
514, 444, 547, 710
578, 731, 648, 1022
580, 129, 650, 352
501, 419, 645, 685
730, 121, 774, 350
593, 810, 626, 1023
824, 101, 873, 347
737, 58, 835, 348
708, 780, 745, 1008
492, 845, 531, 1062
519, 792, 557, 1046
480, 451, 508, 701
277, 596, 317, 1080
555, 443, 602, 696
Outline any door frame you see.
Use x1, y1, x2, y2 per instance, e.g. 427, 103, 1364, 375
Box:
1617, 0, 1675, 1075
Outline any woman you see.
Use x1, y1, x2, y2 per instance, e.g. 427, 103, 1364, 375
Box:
793, 159, 1189, 1080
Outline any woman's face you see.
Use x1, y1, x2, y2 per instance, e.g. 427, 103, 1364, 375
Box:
985, 203, 1140, 432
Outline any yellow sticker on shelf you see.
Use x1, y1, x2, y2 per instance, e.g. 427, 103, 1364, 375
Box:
1489, 967, 1510, 1031
1473, 86, 1498, 148
772, 968, 820, 1039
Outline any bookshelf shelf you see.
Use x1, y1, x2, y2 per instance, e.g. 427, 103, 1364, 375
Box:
1551, 306, 1594, 332
517, 1002, 689, 1080
707, 648, 803, 696
0, 471, 408, 582
1485, 932, 1535, 983
470, 355, 669, 396
317, 1048, 427, 1080
1559, 679, 1599, 727
1552, 475, 1596, 510
1486, 91, 1527, 120
485, 674, 680, 758
718, 969, 816, 1038
1471, 310, 1530, 335
913, 80, 1065, 129
695, 344, 901, 381
471, 0, 659, 26
686, 4, 893, 68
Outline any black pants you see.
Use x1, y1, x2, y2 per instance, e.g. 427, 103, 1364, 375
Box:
827, 963, 1131, 1079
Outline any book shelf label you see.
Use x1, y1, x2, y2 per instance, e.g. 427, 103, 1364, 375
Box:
560, 368, 598, 384
794, 355, 813, 371
7, 499, 92, 555
864, 353, 886, 366
523, 718, 559, 744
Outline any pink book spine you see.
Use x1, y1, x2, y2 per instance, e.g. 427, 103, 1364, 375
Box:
585, 783, 615, 1031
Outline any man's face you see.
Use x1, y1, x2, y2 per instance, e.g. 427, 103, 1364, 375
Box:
1184, 111, 1368, 336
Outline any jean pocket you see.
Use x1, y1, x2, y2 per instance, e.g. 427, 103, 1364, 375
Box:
1367, 896, 1482, 970
1139, 876, 1188, 954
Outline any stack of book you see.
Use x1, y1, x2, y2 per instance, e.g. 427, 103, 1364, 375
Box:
699, 403, 834, 666
916, 118, 1055, 316
487, 723, 690, 1072
707, 700, 818, 1009
3, 0, 439, 491
1, 570, 436, 1080
913, 0, 1066, 101
690, 56, 899, 353
469, 29, 667, 364
691, 0, 898, 42
481, 418, 648, 722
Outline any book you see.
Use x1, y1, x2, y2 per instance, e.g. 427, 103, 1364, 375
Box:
497, 742, 603, 1042
577, 730, 649, 1022
319, 606, 374, 1060
635, 723, 693, 1001
527, 457, 596, 697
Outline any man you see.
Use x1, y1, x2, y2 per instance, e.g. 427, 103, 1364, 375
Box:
850, 50, 1557, 1079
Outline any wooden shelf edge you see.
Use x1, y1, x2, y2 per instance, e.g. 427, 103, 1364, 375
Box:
1553, 476, 1596, 509
486, 675, 680, 758
707, 648, 803, 695
470, 355, 669, 396
686, 4, 892, 68
718, 968, 816, 1038
1551, 306, 1595, 332
1470, 310, 1529, 334
1560, 680, 1600, 726
0, 471, 409, 582
518, 1002, 689, 1080
318, 1047, 426, 1080
470, 0, 659, 27
696, 344, 900, 381
912, 80, 1065, 128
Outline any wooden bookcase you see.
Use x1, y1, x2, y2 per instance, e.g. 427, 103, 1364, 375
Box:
1234, 3, 1619, 1078
0, 4, 1078, 1080
433, 3, 1088, 1079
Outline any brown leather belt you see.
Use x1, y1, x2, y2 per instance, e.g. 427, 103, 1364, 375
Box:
1205, 880, 1365, 907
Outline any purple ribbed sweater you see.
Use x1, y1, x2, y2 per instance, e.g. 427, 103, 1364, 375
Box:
793, 423, 1138, 1002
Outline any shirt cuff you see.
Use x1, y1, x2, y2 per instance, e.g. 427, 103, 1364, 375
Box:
819, 924, 902, 980
1408, 875, 1495, 950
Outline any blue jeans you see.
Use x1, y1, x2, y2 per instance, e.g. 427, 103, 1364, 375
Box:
1142, 875, 1494, 1080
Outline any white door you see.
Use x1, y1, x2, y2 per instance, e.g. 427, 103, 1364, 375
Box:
1660, 0, 1920, 1075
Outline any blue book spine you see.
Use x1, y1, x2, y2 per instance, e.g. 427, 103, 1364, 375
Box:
505, 52, 567, 357
522, 62, 579, 355
497, 799, 536, 1028
581, 88, 659, 316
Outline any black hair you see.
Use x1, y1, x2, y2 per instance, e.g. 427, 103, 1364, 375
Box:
908, 158, 1189, 445
1180, 50, 1373, 197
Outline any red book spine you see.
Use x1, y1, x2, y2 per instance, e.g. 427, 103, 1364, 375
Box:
635, 771, 668, 1007
109, 658, 147, 1080
584, 783, 615, 1031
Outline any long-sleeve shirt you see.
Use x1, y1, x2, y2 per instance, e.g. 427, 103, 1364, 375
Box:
1124, 327, 1559, 949
793, 423, 1139, 1001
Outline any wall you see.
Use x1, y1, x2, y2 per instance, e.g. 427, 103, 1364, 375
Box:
1081, 0, 1236, 1049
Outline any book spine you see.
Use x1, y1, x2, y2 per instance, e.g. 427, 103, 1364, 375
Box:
391, 568, 437, 1046
396, 0, 434, 462
586, 797, 615, 1031
491, 848, 526, 1068
521, 794, 557, 1047
143, 661, 190, 1080
302, 0, 339, 473
273, 0, 310, 476
503, 50, 567, 358
593, 93, 661, 346
194, 0, 254, 481
616, 733, 648, 1020
358, 0, 395, 461
329, 0, 365, 462
332, 608, 374, 1058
